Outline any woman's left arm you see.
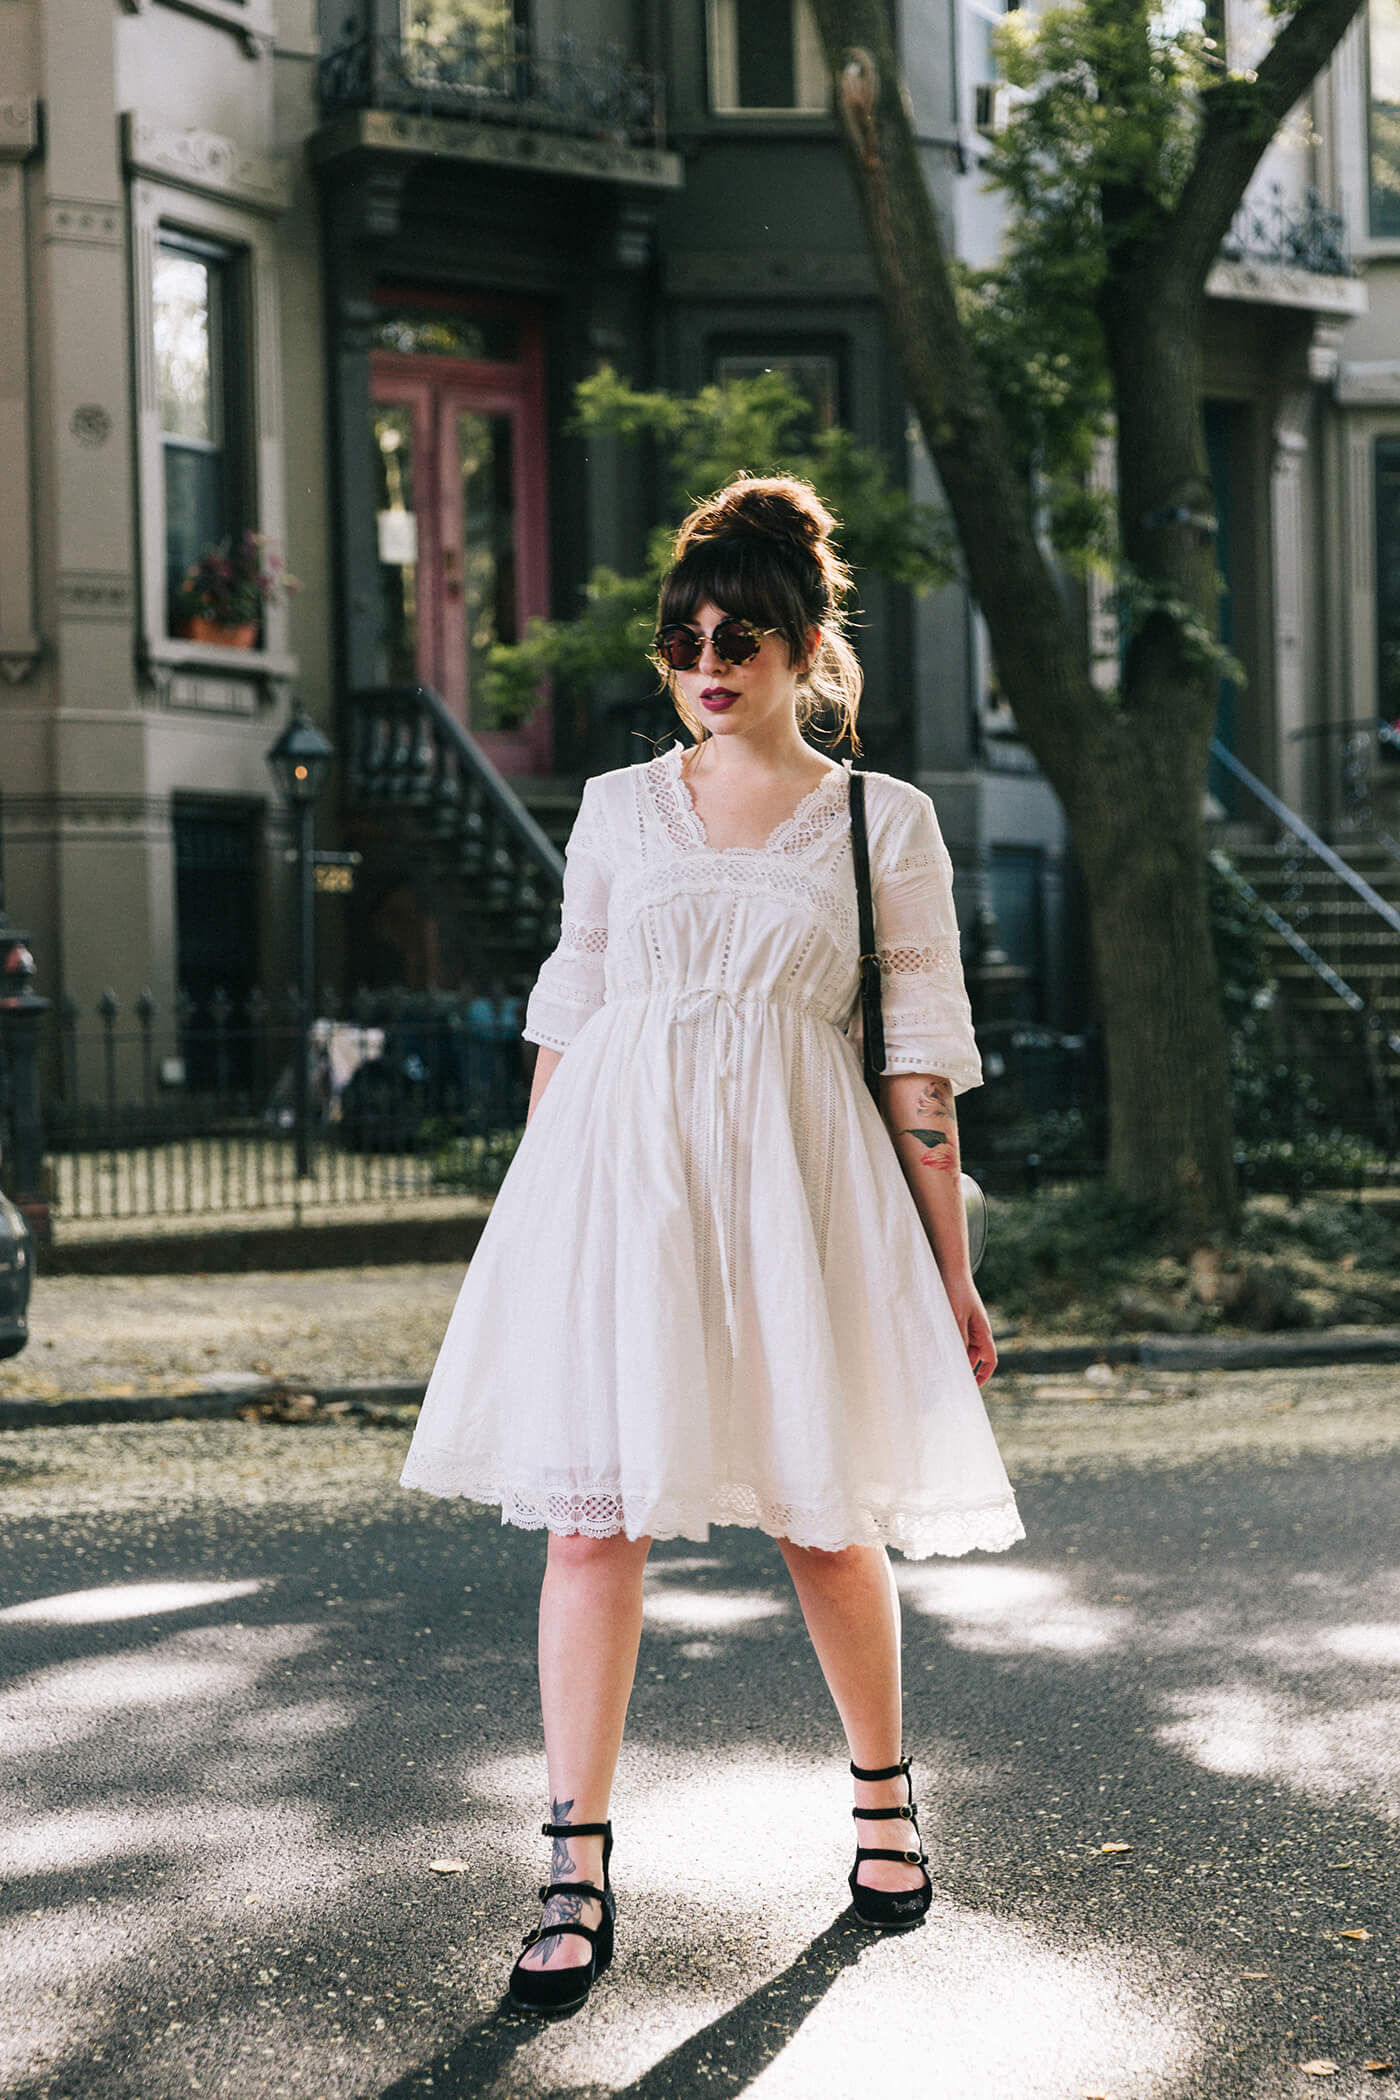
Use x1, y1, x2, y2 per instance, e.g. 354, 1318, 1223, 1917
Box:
879, 1069, 996, 1387
863, 783, 993, 1383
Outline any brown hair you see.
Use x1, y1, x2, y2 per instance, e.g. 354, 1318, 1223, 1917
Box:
655, 473, 863, 754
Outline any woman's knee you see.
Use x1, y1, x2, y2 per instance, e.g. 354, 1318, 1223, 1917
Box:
546, 1528, 652, 1578
778, 1537, 882, 1582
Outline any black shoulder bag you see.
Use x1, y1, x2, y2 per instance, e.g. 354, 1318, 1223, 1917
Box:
849, 768, 989, 1274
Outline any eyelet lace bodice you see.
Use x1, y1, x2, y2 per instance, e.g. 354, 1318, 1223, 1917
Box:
522, 742, 982, 1094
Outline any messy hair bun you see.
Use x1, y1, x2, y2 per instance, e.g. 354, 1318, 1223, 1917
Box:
656, 473, 863, 752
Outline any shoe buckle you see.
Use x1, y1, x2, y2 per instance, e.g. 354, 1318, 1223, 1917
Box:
898, 1805, 913, 1819
903, 1850, 922, 1864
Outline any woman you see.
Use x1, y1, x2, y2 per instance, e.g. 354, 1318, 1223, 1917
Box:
400, 474, 1024, 2016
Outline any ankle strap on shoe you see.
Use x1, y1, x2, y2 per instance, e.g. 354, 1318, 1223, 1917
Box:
538, 1879, 607, 1905
852, 1802, 918, 1821
850, 1758, 912, 1784
541, 1820, 612, 1839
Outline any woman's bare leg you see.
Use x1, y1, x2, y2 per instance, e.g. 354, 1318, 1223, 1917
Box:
517, 1528, 653, 1973
777, 1540, 926, 1895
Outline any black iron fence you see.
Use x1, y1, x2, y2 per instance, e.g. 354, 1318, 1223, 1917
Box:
39, 987, 532, 1230
1220, 183, 1351, 277
318, 23, 667, 149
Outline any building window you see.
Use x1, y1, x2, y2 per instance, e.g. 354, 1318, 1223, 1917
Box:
1371, 0, 1400, 236
710, 345, 843, 437
707, 0, 830, 114
153, 235, 249, 632
1376, 438, 1400, 718
372, 310, 519, 361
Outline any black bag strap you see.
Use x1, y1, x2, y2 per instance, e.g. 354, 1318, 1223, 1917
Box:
849, 770, 887, 1102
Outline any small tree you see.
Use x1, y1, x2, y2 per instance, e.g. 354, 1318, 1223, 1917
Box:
808, 0, 1366, 1234
483, 365, 956, 724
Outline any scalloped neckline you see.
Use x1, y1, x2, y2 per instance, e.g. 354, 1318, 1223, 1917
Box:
663, 742, 851, 856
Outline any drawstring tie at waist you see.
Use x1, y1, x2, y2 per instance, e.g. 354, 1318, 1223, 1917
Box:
667, 987, 744, 1347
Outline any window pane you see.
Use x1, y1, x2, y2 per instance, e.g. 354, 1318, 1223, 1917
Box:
374, 310, 519, 360
1376, 438, 1400, 718
165, 446, 227, 610
735, 0, 796, 105
457, 409, 516, 709
155, 251, 215, 443
712, 350, 841, 434
1371, 0, 1400, 236
373, 405, 419, 686
405, 0, 514, 47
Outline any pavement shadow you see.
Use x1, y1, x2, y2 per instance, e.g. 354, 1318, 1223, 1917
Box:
6, 1433, 1400, 2100
375, 1910, 870, 2100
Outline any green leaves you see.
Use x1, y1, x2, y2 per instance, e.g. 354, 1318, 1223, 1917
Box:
481, 367, 961, 726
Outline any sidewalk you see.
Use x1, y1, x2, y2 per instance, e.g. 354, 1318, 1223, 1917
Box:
4, 1263, 1399, 1429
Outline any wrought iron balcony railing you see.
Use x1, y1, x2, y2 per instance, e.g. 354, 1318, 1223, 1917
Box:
1219, 183, 1351, 278
318, 22, 666, 151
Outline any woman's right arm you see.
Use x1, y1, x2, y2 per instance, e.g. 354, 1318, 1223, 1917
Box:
519, 776, 611, 1113
526, 1044, 563, 1124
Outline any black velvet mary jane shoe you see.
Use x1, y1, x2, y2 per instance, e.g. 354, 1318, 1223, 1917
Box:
507, 1819, 616, 2017
847, 1757, 933, 1931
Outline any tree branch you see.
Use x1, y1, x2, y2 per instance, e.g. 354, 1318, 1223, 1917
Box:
1164, 0, 1367, 292
808, 0, 1104, 775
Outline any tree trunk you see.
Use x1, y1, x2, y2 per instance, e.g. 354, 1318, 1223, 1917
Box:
809, 0, 1243, 1234
1063, 728, 1238, 1230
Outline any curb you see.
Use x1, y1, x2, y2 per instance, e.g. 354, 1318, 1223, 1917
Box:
998, 1327, 1400, 1375
0, 1379, 426, 1432
4, 1329, 1399, 1430
34, 1213, 490, 1277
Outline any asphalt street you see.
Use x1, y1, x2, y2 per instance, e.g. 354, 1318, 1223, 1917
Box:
1, 1364, 1398, 2100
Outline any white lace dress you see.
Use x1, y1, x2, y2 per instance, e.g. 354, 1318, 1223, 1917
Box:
399, 742, 1024, 1560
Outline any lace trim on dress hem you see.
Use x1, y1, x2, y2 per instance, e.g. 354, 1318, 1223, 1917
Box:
398, 1454, 1025, 1561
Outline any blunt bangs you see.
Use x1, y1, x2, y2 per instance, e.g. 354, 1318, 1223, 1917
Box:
658, 536, 814, 663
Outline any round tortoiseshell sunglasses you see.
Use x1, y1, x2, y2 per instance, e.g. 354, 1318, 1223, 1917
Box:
651, 617, 780, 672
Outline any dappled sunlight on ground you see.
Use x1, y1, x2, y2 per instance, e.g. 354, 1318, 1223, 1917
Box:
0, 1576, 264, 1624
1157, 1686, 1400, 1816
898, 1560, 1133, 1653
641, 1585, 791, 1634
3, 1407, 1399, 2097
742, 1901, 1204, 2100
1318, 1622, 1400, 1666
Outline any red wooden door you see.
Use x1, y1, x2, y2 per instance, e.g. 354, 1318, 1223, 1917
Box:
370, 301, 550, 774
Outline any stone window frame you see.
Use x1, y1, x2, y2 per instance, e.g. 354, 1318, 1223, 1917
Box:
129, 162, 294, 693
705, 0, 832, 116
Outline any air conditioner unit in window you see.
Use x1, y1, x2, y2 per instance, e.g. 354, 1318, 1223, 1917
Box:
974, 80, 1010, 134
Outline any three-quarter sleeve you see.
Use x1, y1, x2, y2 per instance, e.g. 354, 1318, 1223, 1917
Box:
872, 786, 982, 1094
521, 776, 612, 1053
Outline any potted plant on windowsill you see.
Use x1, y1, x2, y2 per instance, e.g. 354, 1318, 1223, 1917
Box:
172, 532, 300, 649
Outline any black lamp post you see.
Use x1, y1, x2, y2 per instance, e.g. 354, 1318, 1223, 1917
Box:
266, 703, 334, 1180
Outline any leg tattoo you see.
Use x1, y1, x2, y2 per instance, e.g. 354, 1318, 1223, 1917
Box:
535, 1794, 588, 1968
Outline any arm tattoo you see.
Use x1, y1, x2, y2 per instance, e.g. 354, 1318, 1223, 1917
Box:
899, 1076, 961, 1172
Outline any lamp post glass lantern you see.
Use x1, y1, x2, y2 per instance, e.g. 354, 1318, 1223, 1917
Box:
266, 705, 333, 1179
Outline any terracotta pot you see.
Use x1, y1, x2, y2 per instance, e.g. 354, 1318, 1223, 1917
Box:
178, 616, 259, 649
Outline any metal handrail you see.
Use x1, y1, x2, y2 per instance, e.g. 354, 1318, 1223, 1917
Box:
348, 682, 565, 890
1210, 851, 1400, 1059
1209, 739, 1400, 936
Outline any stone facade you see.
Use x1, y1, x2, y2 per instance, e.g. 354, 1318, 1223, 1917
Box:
0, 0, 1391, 1060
